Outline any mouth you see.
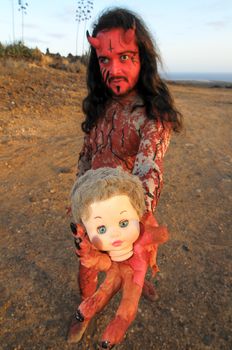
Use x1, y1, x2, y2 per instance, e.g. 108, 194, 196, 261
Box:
112, 240, 123, 247
110, 77, 128, 84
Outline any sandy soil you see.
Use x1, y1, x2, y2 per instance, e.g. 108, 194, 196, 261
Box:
0, 61, 231, 350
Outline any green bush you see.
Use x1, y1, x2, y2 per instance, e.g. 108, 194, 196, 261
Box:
0, 42, 5, 57
31, 47, 43, 61
0, 41, 42, 61
80, 53, 89, 66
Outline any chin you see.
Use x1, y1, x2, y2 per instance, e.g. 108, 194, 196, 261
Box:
111, 87, 134, 97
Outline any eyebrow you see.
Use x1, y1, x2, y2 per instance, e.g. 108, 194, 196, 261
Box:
98, 50, 138, 59
120, 210, 127, 215
94, 216, 102, 219
119, 50, 138, 55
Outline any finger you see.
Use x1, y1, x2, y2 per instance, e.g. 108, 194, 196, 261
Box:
74, 237, 82, 250
70, 222, 77, 234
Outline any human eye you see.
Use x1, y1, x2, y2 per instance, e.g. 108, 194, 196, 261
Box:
119, 219, 129, 228
120, 54, 129, 62
97, 225, 107, 234
98, 57, 109, 64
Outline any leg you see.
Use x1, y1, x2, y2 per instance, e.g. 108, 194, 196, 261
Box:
78, 262, 98, 299
68, 263, 121, 344
67, 262, 99, 343
100, 264, 143, 348
142, 278, 159, 301
79, 263, 121, 319
67, 313, 90, 343
142, 245, 159, 301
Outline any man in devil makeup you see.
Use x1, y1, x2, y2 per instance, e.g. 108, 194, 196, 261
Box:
69, 6, 183, 346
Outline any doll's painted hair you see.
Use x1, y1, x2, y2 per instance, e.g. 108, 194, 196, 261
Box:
71, 167, 146, 223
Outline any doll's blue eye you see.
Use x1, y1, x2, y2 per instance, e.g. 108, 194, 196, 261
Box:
119, 220, 129, 228
97, 225, 107, 234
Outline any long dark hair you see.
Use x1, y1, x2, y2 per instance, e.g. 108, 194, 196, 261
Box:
82, 7, 183, 133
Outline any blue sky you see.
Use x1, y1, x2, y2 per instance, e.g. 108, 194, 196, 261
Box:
0, 0, 231, 73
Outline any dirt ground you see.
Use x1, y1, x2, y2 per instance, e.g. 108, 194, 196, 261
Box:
0, 61, 231, 350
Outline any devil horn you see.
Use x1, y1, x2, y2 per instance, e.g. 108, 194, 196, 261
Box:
86, 30, 101, 49
124, 21, 136, 44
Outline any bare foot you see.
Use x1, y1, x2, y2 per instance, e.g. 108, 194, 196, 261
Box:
142, 279, 159, 301
67, 313, 90, 343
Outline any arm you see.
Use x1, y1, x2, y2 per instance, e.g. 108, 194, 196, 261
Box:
77, 133, 92, 177
132, 118, 171, 212
79, 239, 112, 271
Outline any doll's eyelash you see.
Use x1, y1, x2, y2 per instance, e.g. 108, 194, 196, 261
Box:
119, 219, 129, 228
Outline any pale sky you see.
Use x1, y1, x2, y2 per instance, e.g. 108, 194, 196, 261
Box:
0, 0, 231, 73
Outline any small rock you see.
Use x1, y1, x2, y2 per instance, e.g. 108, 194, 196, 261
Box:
54, 166, 71, 174
28, 196, 36, 203
202, 334, 214, 345
182, 244, 190, 252
1, 136, 9, 144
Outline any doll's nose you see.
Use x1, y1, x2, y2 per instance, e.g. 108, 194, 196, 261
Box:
109, 228, 121, 238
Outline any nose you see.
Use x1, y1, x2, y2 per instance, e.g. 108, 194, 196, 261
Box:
108, 227, 121, 238
109, 59, 122, 76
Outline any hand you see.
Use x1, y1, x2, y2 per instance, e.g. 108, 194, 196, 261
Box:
80, 240, 112, 271
70, 222, 87, 252
141, 212, 158, 227
138, 212, 169, 246
70, 222, 112, 271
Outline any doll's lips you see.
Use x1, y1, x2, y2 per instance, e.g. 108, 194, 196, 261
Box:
112, 240, 123, 247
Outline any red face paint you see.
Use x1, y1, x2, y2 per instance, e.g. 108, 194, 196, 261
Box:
94, 28, 140, 96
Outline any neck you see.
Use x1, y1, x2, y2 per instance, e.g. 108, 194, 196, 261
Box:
108, 248, 133, 262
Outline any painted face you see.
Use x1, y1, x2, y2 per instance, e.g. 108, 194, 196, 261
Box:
81, 195, 140, 261
91, 28, 140, 96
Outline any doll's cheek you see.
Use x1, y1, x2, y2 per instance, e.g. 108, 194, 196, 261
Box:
91, 235, 103, 250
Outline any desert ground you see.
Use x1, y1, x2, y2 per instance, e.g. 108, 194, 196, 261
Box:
0, 61, 231, 350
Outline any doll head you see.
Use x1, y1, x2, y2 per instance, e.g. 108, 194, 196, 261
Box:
71, 167, 146, 261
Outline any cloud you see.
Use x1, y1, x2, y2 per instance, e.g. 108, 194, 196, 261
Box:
206, 20, 228, 29
26, 36, 49, 45
46, 32, 67, 39
53, 4, 75, 23
24, 23, 40, 30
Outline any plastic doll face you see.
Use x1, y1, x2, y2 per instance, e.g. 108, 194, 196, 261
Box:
95, 28, 141, 96
82, 195, 140, 261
